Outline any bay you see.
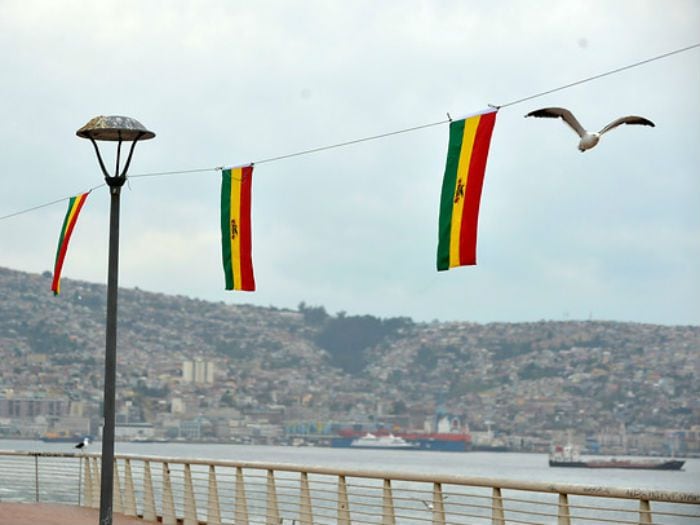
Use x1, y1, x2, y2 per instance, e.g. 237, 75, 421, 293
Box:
2, 439, 698, 493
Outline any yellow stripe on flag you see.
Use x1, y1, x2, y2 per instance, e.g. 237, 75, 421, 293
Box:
449, 114, 481, 267
65, 200, 82, 225
229, 167, 243, 290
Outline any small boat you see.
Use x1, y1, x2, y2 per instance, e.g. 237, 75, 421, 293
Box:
350, 433, 418, 449
127, 436, 169, 444
549, 444, 684, 470
41, 432, 91, 443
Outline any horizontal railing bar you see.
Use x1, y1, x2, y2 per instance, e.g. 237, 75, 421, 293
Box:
503, 506, 569, 519
392, 495, 446, 504
346, 483, 391, 492
448, 502, 508, 514
565, 501, 643, 513
499, 518, 544, 525
302, 495, 340, 506
348, 506, 424, 519
442, 508, 499, 520
442, 494, 494, 503
650, 509, 700, 518
297, 481, 340, 491
334, 518, 381, 525
398, 494, 496, 504
310, 503, 351, 515
568, 513, 643, 524
391, 511, 450, 523
503, 498, 558, 516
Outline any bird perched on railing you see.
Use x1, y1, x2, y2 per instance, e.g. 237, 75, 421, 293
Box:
525, 107, 654, 152
75, 437, 90, 450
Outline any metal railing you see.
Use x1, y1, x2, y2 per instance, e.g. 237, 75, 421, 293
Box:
0, 450, 699, 524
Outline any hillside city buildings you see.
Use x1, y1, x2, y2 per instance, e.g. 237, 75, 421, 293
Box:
1, 267, 699, 456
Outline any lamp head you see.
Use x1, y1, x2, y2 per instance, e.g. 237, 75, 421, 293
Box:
76, 115, 155, 142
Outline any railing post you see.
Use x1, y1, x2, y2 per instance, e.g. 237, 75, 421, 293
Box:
432, 482, 446, 525
162, 462, 177, 525
382, 478, 395, 525
78, 456, 83, 507
337, 475, 351, 525
639, 499, 652, 524
491, 487, 505, 525
207, 465, 222, 525
299, 471, 314, 525
558, 493, 571, 525
91, 456, 101, 508
235, 466, 250, 525
266, 469, 280, 525
183, 463, 198, 525
83, 456, 93, 508
123, 458, 137, 516
113, 459, 123, 514
34, 455, 39, 503
142, 460, 157, 522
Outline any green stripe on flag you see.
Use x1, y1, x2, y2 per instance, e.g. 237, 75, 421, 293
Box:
220, 169, 234, 290
53, 196, 75, 268
437, 120, 465, 271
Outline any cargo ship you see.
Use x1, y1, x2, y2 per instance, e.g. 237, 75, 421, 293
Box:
350, 433, 418, 449
549, 445, 685, 470
332, 429, 472, 452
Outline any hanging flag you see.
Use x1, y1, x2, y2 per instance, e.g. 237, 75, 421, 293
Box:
437, 109, 497, 271
51, 192, 89, 295
220, 166, 256, 291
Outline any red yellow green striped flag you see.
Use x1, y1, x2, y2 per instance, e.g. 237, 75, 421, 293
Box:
437, 109, 497, 271
51, 192, 89, 295
221, 166, 256, 291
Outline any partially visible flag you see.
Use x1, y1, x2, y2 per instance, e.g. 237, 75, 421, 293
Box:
51, 192, 89, 295
437, 109, 497, 271
221, 166, 256, 291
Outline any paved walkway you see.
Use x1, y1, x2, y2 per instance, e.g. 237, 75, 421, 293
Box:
0, 503, 158, 525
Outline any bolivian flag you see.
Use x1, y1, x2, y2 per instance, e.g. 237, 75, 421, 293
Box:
220, 166, 256, 291
437, 109, 497, 271
51, 192, 89, 295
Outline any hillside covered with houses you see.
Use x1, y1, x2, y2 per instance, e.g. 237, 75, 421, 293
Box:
1, 266, 698, 455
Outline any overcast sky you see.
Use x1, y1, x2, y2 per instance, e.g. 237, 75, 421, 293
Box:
1, 1, 698, 325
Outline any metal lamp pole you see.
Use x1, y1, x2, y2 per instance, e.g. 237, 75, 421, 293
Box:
77, 116, 155, 525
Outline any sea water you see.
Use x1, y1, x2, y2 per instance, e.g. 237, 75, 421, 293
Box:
1, 440, 699, 524
3, 439, 697, 492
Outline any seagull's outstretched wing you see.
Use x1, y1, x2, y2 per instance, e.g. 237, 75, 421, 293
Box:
420, 495, 447, 510
525, 107, 586, 138
598, 116, 655, 136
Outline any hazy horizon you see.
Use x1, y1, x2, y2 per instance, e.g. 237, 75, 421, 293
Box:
3, 264, 696, 327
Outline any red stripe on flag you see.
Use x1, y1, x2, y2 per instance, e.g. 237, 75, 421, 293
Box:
238, 166, 256, 291
458, 111, 497, 265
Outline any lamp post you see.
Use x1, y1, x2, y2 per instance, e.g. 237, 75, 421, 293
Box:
77, 116, 155, 525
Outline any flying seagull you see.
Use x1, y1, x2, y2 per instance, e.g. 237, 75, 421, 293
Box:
525, 107, 654, 152
420, 496, 448, 510
75, 437, 90, 449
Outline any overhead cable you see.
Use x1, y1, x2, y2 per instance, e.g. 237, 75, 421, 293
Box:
2, 42, 698, 223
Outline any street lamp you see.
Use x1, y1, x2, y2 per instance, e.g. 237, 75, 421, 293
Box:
77, 116, 155, 525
